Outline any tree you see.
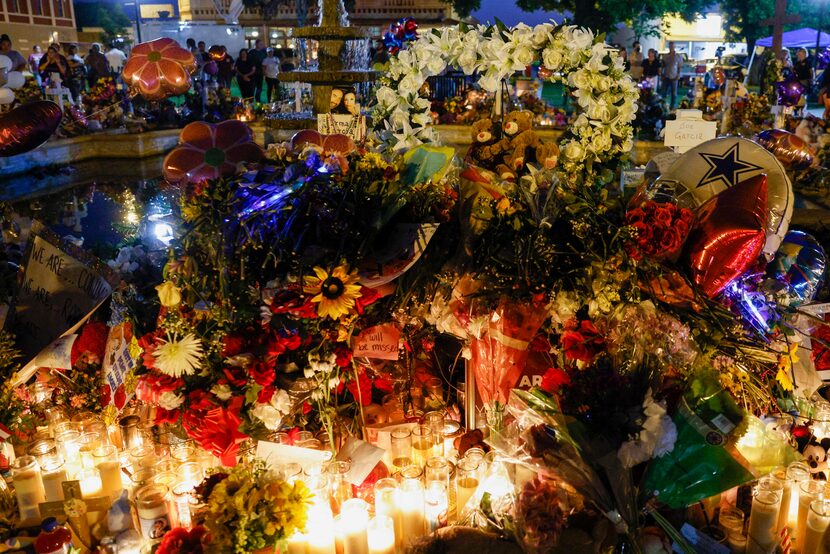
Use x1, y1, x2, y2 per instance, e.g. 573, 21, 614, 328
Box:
720, 0, 822, 54
98, 2, 132, 46
446, 0, 707, 34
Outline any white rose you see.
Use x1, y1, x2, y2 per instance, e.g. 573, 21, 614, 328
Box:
390, 108, 411, 130
478, 72, 501, 93
158, 391, 184, 411
568, 69, 592, 90
375, 86, 399, 110
270, 389, 291, 414
425, 56, 447, 76
587, 100, 611, 122
412, 111, 431, 127
564, 140, 585, 160
398, 73, 423, 97
251, 403, 282, 431
542, 47, 563, 72
532, 24, 553, 48
513, 45, 535, 68
593, 129, 612, 152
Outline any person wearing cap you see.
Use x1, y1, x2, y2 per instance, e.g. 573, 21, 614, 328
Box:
0, 34, 26, 71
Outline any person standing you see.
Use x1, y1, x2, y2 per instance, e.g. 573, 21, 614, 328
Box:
262, 48, 280, 103
617, 46, 630, 72
217, 50, 234, 89
65, 44, 86, 101
248, 39, 267, 102
660, 42, 683, 110
234, 48, 256, 99
642, 48, 661, 88
28, 45, 44, 85
85, 44, 110, 87
794, 48, 813, 89
630, 41, 643, 80
105, 43, 126, 78
0, 35, 26, 71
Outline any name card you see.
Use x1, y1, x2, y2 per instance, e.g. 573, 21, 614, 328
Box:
317, 114, 367, 143
664, 111, 718, 153
12, 222, 116, 360
352, 324, 400, 360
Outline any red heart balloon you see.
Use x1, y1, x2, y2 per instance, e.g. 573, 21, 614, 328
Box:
0, 100, 62, 157
684, 174, 769, 298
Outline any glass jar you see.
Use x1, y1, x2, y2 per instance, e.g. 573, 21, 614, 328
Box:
93, 444, 123, 501
411, 425, 433, 469
456, 457, 480, 517
803, 499, 830, 554
135, 484, 171, 540
746, 479, 783, 554
390, 428, 412, 474
11, 455, 46, 521
328, 460, 353, 515
798, 480, 826, 544
118, 415, 142, 452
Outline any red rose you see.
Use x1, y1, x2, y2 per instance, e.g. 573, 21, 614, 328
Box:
355, 287, 380, 314
625, 207, 646, 225
223, 366, 247, 387
660, 227, 682, 252
675, 219, 690, 237
157, 526, 206, 554
643, 201, 658, 214
653, 206, 674, 227
248, 361, 276, 386
345, 371, 374, 406
540, 367, 570, 394
630, 221, 653, 244
222, 334, 245, 357
155, 407, 180, 426
561, 320, 604, 363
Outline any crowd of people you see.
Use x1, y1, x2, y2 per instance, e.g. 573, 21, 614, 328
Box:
614, 40, 686, 110
1, 33, 126, 103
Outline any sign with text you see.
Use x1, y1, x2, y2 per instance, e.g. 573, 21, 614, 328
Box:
352, 324, 400, 360
664, 111, 718, 153
12, 222, 116, 360
317, 114, 367, 143
102, 321, 138, 410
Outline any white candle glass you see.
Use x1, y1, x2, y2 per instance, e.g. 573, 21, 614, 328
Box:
798, 479, 826, 545
802, 499, 830, 554
747, 481, 783, 554
335, 502, 370, 554
786, 461, 810, 531
11, 455, 46, 522
367, 516, 395, 554
93, 444, 124, 501
396, 479, 426, 545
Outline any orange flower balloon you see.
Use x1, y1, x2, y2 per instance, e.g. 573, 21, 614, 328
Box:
163, 120, 265, 185
122, 38, 197, 101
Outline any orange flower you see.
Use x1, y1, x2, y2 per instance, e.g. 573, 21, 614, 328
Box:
122, 38, 197, 100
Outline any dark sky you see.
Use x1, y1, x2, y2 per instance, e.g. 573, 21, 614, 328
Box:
471, 1, 566, 27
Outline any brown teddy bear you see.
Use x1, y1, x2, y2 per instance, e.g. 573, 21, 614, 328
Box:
536, 141, 560, 170
465, 118, 503, 169
496, 110, 541, 181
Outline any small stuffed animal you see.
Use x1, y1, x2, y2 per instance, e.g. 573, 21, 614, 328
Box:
535, 142, 560, 170
496, 110, 541, 181
803, 436, 830, 479
465, 118, 502, 168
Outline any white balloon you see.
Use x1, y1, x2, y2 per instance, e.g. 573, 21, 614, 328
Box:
0, 55, 11, 72
5, 71, 24, 90
0, 88, 14, 104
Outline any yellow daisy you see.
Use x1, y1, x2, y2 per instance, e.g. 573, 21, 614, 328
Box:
303, 264, 362, 320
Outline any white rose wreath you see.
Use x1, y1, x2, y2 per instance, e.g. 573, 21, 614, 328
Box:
372, 22, 640, 184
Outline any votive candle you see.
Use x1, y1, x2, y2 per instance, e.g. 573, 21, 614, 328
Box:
747, 480, 783, 554
397, 479, 426, 544
798, 480, 826, 545
802, 499, 830, 554
367, 516, 395, 554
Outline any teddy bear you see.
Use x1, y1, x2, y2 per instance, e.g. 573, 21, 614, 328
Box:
495, 110, 550, 181
535, 141, 560, 171
465, 118, 503, 169
803, 435, 830, 479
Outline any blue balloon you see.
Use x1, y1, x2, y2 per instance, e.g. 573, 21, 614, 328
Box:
765, 230, 826, 307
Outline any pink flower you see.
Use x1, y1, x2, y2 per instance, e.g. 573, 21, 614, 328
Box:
122, 38, 197, 100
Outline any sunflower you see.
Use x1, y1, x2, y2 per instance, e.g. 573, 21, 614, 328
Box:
303, 264, 363, 320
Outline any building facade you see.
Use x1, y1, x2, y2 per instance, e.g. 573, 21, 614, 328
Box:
1, 0, 78, 53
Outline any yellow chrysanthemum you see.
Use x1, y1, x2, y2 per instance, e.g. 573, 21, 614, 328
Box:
303, 264, 363, 320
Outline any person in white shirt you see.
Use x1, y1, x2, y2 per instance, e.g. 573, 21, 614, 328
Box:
105, 44, 127, 77
262, 47, 281, 103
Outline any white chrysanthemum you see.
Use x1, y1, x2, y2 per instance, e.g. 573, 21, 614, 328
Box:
153, 333, 203, 378
211, 383, 232, 401
158, 391, 184, 411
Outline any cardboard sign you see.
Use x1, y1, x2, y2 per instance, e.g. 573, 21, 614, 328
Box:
317, 113, 367, 143
352, 324, 401, 360
664, 111, 718, 153
32, 334, 77, 370
12, 222, 116, 360
102, 321, 139, 409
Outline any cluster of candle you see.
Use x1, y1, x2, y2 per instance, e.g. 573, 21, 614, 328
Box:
8, 409, 219, 550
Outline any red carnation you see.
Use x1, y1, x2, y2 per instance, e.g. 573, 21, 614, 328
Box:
223, 366, 247, 387
155, 407, 180, 426
560, 320, 604, 363
157, 525, 207, 554
335, 347, 353, 368
248, 360, 276, 386
345, 371, 374, 406
222, 334, 246, 357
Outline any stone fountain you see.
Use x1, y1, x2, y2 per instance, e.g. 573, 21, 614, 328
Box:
273, 0, 376, 130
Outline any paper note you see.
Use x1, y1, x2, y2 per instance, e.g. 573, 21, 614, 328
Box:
664, 115, 718, 153
352, 324, 400, 360
255, 441, 331, 468
336, 436, 386, 486
32, 335, 78, 370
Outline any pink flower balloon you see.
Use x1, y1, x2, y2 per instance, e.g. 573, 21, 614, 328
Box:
122, 38, 197, 101
163, 120, 265, 185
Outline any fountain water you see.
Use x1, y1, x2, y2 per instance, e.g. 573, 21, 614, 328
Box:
273, 0, 377, 130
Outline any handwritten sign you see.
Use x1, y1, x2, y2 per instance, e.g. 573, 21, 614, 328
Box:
317, 114, 367, 143
12, 222, 115, 360
352, 324, 400, 360
664, 112, 718, 153
102, 321, 138, 410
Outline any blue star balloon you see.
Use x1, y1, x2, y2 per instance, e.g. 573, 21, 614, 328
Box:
765, 230, 826, 307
